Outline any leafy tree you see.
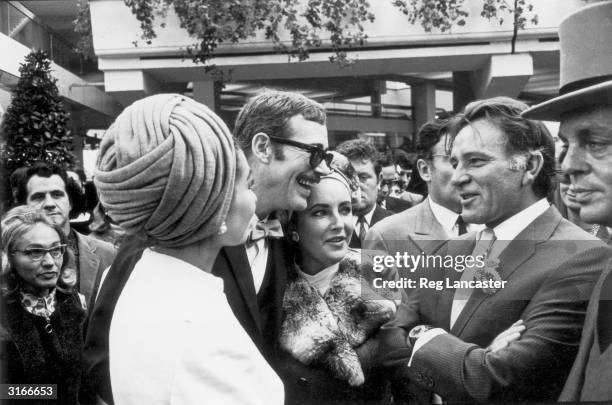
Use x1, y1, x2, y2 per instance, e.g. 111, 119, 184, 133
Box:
76, 0, 537, 67
1, 50, 75, 176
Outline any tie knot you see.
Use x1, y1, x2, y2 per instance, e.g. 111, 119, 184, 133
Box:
479, 228, 496, 242
357, 215, 366, 225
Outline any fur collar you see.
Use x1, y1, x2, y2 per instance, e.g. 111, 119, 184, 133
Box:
280, 251, 396, 386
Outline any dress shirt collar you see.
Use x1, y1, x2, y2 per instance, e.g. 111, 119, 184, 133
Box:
353, 205, 376, 227
492, 198, 550, 241
428, 197, 461, 236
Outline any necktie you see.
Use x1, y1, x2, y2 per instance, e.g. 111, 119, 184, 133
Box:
247, 218, 284, 246
456, 215, 467, 236
357, 215, 367, 241
450, 228, 496, 328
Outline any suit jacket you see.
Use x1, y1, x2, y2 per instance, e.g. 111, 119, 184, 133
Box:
384, 196, 413, 214
364, 199, 448, 259
212, 238, 292, 360
82, 235, 146, 404
74, 231, 117, 309
380, 206, 612, 403
350, 205, 391, 249
560, 264, 612, 402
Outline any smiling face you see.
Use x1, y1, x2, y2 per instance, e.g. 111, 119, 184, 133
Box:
26, 175, 71, 234
253, 114, 329, 217
560, 106, 612, 226
296, 177, 354, 275
450, 119, 535, 228
11, 223, 63, 295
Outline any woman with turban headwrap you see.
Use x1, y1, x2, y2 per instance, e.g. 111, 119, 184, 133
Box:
90, 94, 283, 405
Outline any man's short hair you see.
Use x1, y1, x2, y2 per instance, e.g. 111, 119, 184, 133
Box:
449, 96, 556, 199
393, 149, 413, 170
416, 118, 452, 160
233, 90, 326, 157
335, 139, 382, 176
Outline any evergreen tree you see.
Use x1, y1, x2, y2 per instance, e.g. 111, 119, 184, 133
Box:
2, 50, 75, 175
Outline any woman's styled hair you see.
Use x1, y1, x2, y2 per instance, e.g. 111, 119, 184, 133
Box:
1, 205, 76, 301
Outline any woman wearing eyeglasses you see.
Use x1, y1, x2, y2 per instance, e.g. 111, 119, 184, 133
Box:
1, 205, 87, 405
276, 166, 398, 405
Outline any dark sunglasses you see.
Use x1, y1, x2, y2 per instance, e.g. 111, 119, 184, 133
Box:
268, 135, 333, 169
12, 244, 66, 261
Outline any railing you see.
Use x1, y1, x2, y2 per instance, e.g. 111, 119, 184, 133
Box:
325, 100, 414, 120
0, 2, 97, 76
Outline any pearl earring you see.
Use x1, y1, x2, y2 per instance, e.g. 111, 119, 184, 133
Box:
217, 221, 228, 235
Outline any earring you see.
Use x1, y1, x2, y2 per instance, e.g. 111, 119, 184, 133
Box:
217, 221, 228, 235
291, 231, 300, 242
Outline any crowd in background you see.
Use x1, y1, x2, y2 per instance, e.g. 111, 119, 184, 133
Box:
1, 2, 612, 404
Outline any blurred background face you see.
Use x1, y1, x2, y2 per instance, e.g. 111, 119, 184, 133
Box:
350, 159, 379, 215
219, 151, 258, 246
379, 165, 398, 200
296, 178, 354, 274
11, 223, 63, 295
396, 165, 411, 191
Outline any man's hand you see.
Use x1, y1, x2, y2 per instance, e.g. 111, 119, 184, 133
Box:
487, 320, 525, 352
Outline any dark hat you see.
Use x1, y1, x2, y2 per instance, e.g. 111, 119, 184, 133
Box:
523, 2, 612, 120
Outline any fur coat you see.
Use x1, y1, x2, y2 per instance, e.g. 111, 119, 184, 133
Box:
280, 251, 396, 386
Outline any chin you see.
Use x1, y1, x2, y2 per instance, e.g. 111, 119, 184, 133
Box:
581, 205, 612, 227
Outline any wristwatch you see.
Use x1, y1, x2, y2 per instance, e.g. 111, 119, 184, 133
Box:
408, 325, 435, 346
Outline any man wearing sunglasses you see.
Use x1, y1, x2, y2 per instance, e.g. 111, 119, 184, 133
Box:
14, 162, 117, 309
212, 90, 332, 384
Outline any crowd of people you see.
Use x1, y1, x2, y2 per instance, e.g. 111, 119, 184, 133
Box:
1, 2, 611, 404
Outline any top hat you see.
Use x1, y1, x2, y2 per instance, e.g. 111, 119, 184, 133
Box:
522, 2, 612, 120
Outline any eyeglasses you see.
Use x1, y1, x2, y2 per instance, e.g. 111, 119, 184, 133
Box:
430, 154, 450, 160
12, 244, 66, 261
267, 135, 333, 169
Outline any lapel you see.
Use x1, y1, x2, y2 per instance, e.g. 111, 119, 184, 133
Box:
597, 268, 612, 352
261, 239, 290, 344
371, 205, 389, 227
75, 232, 100, 302
437, 234, 477, 330
413, 200, 449, 254
218, 245, 262, 336
450, 206, 560, 336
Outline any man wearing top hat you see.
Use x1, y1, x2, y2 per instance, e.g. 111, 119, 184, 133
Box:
522, 1, 612, 401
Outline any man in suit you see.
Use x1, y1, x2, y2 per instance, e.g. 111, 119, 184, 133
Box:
335, 139, 391, 249
523, 2, 612, 401
14, 163, 116, 308
212, 90, 331, 356
379, 97, 612, 403
366, 119, 479, 257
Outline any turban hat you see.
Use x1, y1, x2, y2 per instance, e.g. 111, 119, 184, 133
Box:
95, 94, 236, 247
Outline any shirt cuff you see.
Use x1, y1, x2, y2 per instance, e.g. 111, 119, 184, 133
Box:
408, 328, 447, 367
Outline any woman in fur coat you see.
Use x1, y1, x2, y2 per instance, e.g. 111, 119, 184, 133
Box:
276, 169, 398, 405
0, 206, 87, 405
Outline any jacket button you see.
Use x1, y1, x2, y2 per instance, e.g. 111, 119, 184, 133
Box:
297, 377, 309, 387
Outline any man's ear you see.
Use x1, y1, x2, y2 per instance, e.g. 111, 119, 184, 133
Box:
251, 133, 273, 164
521, 151, 544, 188
417, 159, 432, 182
